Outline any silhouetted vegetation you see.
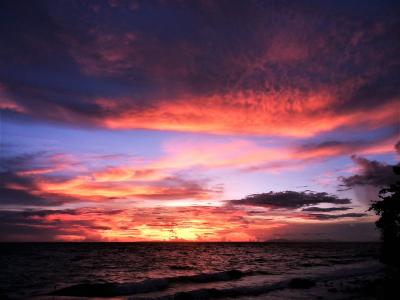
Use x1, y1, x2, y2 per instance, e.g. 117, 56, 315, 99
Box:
369, 166, 400, 266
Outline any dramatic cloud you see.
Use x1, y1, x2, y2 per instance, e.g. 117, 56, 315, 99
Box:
0, 0, 397, 242
0, 153, 76, 206
0, 209, 113, 242
0, 151, 222, 207
1, 1, 399, 136
4, 137, 392, 208
36, 175, 221, 201
338, 152, 399, 205
1, 172, 54, 206
0, 205, 371, 242
231, 191, 351, 209
340, 155, 399, 188
0, 206, 263, 242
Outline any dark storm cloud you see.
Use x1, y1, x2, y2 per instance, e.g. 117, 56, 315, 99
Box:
306, 213, 368, 220
302, 206, 352, 212
340, 155, 399, 188
0, 0, 399, 134
231, 191, 351, 209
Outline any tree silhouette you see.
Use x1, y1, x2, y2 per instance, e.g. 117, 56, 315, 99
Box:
369, 166, 400, 266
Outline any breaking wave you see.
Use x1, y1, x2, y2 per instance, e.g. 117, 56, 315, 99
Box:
50, 261, 382, 298
50, 269, 246, 297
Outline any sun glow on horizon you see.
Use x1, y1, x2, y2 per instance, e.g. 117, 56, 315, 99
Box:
1, 0, 397, 243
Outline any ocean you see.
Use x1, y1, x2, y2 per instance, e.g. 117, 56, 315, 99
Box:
0, 242, 382, 299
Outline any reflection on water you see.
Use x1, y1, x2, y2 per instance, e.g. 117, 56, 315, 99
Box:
0, 242, 379, 298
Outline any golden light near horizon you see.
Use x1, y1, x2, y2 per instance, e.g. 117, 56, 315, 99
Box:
1, 1, 398, 299
1, 0, 398, 243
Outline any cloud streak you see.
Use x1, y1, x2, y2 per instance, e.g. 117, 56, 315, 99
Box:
230, 191, 351, 209
302, 206, 353, 212
305, 213, 369, 220
0, 151, 223, 207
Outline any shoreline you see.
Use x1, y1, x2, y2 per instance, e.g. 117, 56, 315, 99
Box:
30, 261, 389, 300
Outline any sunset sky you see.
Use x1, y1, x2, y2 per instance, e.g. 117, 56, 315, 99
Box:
1, 0, 399, 242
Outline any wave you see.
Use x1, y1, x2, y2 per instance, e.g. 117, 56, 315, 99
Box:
50, 269, 246, 297
50, 262, 383, 298
132, 262, 383, 300
132, 282, 289, 300
50, 278, 170, 297
172, 269, 245, 283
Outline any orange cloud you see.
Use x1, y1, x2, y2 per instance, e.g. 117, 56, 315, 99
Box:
98, 92, 397, 137
2, 0, 398, 141
22, 206, 273, 241
93, 167, 162, 182
8, 136, 395, 205
1, 150, 222, 204
35, 175, 219, 202
12, 203, 371, 242
2, 79, 397, 137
